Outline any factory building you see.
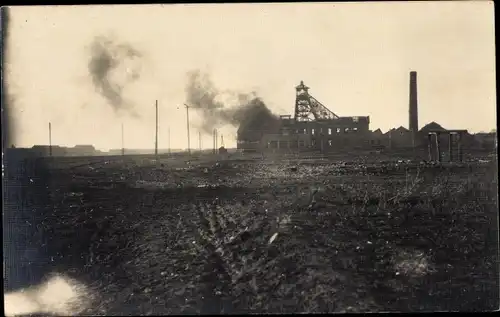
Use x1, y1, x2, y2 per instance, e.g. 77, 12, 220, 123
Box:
237, 72, 487, 154
7, 145, 101, 157
237, 81, 370, 153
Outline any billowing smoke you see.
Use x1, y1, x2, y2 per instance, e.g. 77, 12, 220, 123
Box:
87, 36, 142, 116
232, 97, 282, 141
185, 70, 281, 138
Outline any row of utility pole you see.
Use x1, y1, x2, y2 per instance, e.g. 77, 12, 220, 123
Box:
183, 104, 221, 154
121, 101, 182, 157
163, 102, 221, 155
48, 100, 222, 157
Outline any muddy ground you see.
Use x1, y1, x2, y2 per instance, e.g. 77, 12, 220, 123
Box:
3, 153, 499, 314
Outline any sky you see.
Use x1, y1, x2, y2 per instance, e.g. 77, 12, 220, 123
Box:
5, 2, 496, 151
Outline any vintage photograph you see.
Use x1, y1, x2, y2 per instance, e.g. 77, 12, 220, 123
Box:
2, 2, 498, 315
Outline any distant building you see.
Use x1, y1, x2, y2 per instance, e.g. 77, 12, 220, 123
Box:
218, 146, 228, 154
235, 77, 483, 154
419, 121, 446, 134
473, 132, 497, 150
413, 122, 447, 147
17, 145, 102, 157
237, 81, 371, 153
381, 126, 412, 148
260, 132, 312, 152
31, 145, 67, 157
366, 129, 385, 149
65, 145, 98, 156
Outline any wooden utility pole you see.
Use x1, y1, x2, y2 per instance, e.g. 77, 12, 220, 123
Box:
121, 123, 125, 156
389, 130, 392, 150
48, 122, 52, 157
184, 104, 191, 155
168, 126, 171, 155
155, 100, 158, 157
199, 130, 202, 152
213, 129, 216, 154
215, 129, 218, 151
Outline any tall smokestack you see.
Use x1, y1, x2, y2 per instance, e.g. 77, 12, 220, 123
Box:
409, 71, 419, 145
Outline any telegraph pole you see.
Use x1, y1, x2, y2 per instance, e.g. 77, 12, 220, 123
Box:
121, 123, 125, 156
199, 130, 202, 152
48, 122, 52, 157
155, 100, 158, 158
215, 129, 218, 151
389, 130, 392, 150
213, 129, 216, 154
168, 126, 171, 155
184, 104, 191, 155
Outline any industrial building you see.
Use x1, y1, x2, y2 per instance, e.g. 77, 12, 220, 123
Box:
10, 72, 493, 158
8, 145, 103, 157
236, 72, 488, 155
237, 80, 371, 153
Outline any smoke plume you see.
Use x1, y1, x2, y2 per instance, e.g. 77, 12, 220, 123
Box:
185, 70, 281, 138
87, 36, 142, 116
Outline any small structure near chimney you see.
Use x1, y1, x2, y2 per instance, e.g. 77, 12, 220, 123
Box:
427, 130, 467, 162
218, 146, 228, 155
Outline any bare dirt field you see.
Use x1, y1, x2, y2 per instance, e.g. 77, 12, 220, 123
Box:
4, 152, 499, 314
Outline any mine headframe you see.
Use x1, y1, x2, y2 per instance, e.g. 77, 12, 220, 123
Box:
294, 81, 340, 122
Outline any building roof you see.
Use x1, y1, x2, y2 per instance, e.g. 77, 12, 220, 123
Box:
32, 145, 61, 149
395, 126, 409, 132
383, 126, 409, 135
419, 121, 446, 132
383, 128, 394, 136
74, 145, 95, 149
474, 131, 496, 135
474, 132, 496, 138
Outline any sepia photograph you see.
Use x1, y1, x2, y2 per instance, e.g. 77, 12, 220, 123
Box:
2, 1, 498, 315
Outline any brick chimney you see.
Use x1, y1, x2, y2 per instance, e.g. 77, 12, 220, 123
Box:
409, 71, 419, 146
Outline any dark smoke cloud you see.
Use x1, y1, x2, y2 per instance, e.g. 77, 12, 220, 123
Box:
185, 70, 281, 137
87, 35, 142, 116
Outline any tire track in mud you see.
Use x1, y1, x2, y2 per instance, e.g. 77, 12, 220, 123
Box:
121, 186, 259, 314
193, 202, 235, 314
188, 188, 382, 314
191, 195, 279, 314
